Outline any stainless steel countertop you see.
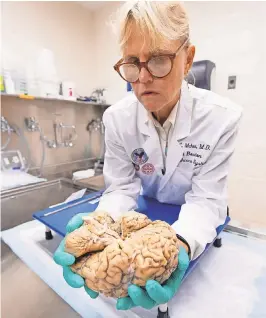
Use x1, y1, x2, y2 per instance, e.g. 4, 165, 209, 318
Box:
74, 174, 105, 191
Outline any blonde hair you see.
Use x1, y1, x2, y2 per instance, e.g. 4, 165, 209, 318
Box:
111, 1, 190, 52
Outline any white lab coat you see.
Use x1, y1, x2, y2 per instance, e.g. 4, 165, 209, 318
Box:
96, 82, 242, 259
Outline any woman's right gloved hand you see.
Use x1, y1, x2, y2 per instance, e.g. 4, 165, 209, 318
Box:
53, 212, 99, 299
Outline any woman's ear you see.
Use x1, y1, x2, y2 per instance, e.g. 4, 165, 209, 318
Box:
185, 45, 196, 75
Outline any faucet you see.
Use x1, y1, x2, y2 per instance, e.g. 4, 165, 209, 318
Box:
24, 114, 78, 149
51, 114, 77, 148
24, 117, 40, 132
58, 123, 77, 147
53, 116, 63, 147
1, 116, 13, 133
87, 118, 104, 133
91, 88, 106, 104
87, 118, 105, 173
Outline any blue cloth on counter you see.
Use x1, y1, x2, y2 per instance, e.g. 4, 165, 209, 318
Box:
33, 192, 228, 235
33, 193, 185, 236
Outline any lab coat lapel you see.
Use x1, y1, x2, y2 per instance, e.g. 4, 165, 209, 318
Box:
137, 103, 164, 173
160, 82, 194, 189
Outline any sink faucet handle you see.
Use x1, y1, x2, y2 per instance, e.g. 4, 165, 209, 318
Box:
24, 116, 39, 131
59, 124, 77, 146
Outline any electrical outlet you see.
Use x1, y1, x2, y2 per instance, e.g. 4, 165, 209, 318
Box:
228, 76, 236, 89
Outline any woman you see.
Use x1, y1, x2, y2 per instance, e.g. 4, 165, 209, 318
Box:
54, 1, 242, 311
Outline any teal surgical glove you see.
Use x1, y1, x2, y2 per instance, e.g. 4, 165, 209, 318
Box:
116, 246, 189, 310
53, 212, 99, 299
65, 212, 88, 233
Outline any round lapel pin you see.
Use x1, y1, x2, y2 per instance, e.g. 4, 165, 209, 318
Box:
141, 163, 155, 175
131, 148, 148, 165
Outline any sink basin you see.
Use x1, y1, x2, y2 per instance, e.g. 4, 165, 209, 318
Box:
1, 179, 88, 318
42, 165, 105, 191
0, 163, 104, 317
0, 178, 94, 232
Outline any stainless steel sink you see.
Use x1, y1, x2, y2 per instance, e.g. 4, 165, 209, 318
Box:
41, 163, 105, 191
45, 169, 103, 186
1, 178, 94, 318
29, 158, 103, 183
1, 178, 94, 232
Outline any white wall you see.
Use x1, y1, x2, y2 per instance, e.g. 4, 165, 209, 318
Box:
1, 1, 95, 96
184, 2, 266, 226
91, 1, 266, 226
92, 1, 126, 103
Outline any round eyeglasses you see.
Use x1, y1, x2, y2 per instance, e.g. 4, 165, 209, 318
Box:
114, 39, 189, 83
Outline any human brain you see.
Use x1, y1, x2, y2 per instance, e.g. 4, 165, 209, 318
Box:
65, 211, 179, 298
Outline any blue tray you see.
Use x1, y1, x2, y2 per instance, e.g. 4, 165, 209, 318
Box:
33, 192, 230, 279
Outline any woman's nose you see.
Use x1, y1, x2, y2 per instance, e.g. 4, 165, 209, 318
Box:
138, 66, 153, 84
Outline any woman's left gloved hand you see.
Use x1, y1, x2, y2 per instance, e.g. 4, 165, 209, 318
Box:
116, 246, 189, 310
